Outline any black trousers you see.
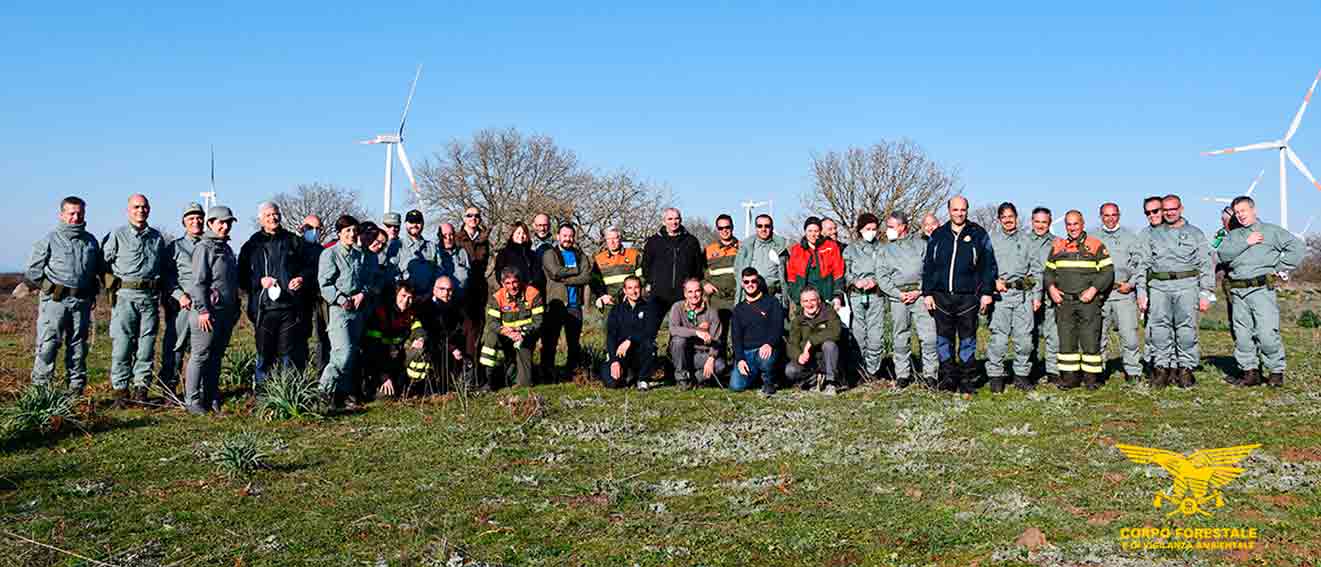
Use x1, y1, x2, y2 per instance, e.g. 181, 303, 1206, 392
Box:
256, 308, 301, 375
540, 302, 584, 378
599, 342, 658, 387
930, 292, 979, 364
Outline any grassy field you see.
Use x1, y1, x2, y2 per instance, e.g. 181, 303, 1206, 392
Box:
2, 282, 1320, 566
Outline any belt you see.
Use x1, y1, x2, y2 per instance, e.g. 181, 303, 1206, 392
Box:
897, 283, 920, 293
119, 278, 158, 291
1003, 279, 1031, 291
1148, 270, 1198, 281
1227, 274, 1273, 290
43, 281, 92, 301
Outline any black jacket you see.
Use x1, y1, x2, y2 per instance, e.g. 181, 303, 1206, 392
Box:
641, 225, 705, 304
606, 297, 660, 363
731, 292, 786, 362
415, 296, 467, 357
238, 228, 307, 320
494, 240, 545, 292
922, 221, 997, 296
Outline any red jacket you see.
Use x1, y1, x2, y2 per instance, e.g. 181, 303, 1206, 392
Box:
786, 238, 846, 303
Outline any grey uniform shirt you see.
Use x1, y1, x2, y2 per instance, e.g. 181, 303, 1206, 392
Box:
394, 233, 439, 294
26, 223, 102, 293
1138, 222, 1215, 300
1216, 222, 1305, 280
989, 227, 1043, 296
319, 243, 374, 306
877, 233, 927, 298
1094, 225, 1144, 300
733, 234, 789, 302
437, 245, 471, 292
167, 234, 202, 302
102, 224, 167, 291
191, 234, 239, 313
843, 238, 886, 295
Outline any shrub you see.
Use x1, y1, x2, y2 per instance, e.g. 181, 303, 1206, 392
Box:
256, 366, 324, 421
221, 346, 259, 391
1298, 309, 1321, 329
209, 431, 269, 479
2, 384, 82, 440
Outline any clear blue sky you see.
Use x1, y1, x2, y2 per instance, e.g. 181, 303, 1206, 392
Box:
4, 2, 1320, 270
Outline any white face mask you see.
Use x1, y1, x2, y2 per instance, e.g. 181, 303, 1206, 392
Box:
861, 230, 877, 242
267, 285, 282, 301
885, 228, 900, 241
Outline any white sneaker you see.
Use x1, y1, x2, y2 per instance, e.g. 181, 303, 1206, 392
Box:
823, 384, 838, 397
636, 380, 651, 391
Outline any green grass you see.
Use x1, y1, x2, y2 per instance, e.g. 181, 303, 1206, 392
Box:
1, 291, 1320, 566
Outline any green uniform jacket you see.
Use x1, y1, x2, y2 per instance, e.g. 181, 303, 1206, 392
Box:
542, 244, 594, 309
102, 224, 167, 292
1136, 222, 1214, 301
844, 237, 886, 296
1093, 225, 1145, 300
26, 223, 102, 295
876, 233, 926, 298
319, 243, 377, 306
394, 233, 440, 295
733, 234, 789, 302
1216, 222, 1305, 279
787, 303, 843, 360
989, 226, 1043, 297
166, 234, 202, 302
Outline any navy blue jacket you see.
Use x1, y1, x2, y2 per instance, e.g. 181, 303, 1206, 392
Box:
730, 293, 786, 362
922, 221, 997, 296
606, 297, 660, 363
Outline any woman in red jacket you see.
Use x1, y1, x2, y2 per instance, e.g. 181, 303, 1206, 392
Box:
786, 216, 846, 310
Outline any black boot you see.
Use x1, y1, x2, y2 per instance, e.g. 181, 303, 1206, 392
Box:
1083, 372, 1101, 390
957, 358, 979, 394
1268, 372, 1284, 387
1240, 369, 1262, 387
989, 375, 1006, 394
937, 360, 956, 392
1151, 367, 1169, 389
1012, 373, 1035, 391
1176, 368, 1196, 388
1058, 370, 1081, 389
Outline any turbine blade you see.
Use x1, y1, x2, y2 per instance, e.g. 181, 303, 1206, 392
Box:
396, 142, 419, 195
1202, 141, 1282, 156
1286, 147, 1321, 190
398, 64, 422, 136
1284, 69, 1321, 142
1246, 169, 1265, 196
210, 145, 215, 193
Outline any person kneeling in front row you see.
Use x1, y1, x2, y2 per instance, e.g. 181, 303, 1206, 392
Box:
729, 268, 785, 396
600, 275, 660, 389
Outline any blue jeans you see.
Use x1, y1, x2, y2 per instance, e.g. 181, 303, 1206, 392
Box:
730, 348, 777, 391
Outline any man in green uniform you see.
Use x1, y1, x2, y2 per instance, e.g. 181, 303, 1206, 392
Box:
986, 203, 1043, 392
590, 226, 642, 316
480, 267, 545, 388
24, 196, 101, 396
1027, 207, 1061, 383
1216, 196, 1305, 386
394, 209, 440, 300
160, 203, 206, 397
1094, 202, 1145, 383
844, 212, 888, 382
703, 214, 740, 352
1138, 195, 1165, 372
878, 212, 939, 387
1044, 210, 1115, 389
103, 194, 168, 405
733, 214, 790, 307
1137, 194, 1214, 388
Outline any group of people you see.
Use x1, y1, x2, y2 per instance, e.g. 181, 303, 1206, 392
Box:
22, 189, 1304, 413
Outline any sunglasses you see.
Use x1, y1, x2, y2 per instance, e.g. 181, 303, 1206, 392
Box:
716, 225, 733, 230
741, 279, 759, 285
755, 223, 772, 229
464, 213, 480, 218
1144, 209, 1161, 215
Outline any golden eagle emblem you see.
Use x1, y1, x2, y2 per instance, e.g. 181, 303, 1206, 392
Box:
1116, 443, 1260, 517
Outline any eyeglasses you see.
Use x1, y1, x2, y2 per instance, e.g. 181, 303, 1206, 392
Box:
1144, 209, 1161, 215
716, 225, 733, 231
741, 279, 759, 285
755, 224, 772, 229
464, 213, 480, 218
1162, 207, 1180, 212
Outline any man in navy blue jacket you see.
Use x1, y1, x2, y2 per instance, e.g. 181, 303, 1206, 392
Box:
730, 267, 787, 396
922, 197, 997, 392
601, 276, 661, 389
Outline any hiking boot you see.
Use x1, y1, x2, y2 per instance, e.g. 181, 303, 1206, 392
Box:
131, 386, 149, 403
988, 376, 1006, 394
210, 398, 224, 414
1240, 369, 1263, 387
1045, 373, 1061, 385
1176, 368, 1196, 388
110, 389, 130, 409
1057, 371, 1081, 389
1267, 372, 1284, 388
759, 383, 777, 397
331, 392, 348, 410
1012, 374, 1035, 391
936, 361, 956, 392
636, 380, 652, 391
185, 404, 208, 416
1150, 367, 1169, 389
1083, 372, 1101, 390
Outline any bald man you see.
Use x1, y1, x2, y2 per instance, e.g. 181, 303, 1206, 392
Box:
1044, 210, 1114, 389
103, 194, 168, 406
921, 197, 997, 392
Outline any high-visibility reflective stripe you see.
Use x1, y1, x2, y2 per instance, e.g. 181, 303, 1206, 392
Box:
486, 308, 502, 318
1045, 261, 1057, 270
505, 318, 533, 328
1059, 363, 1082, 371
634, 268, 642, 276
481, 346, 499, 356
1053, 259, 1102, 269
364, 330, 405, 344
1080, 363, 1104, 373
1096, 257, 1113, 268
479, 356, 498, 367
602, 273, 631, 285
708, 267, 735, 276
530, 306, 545, 315
1080, 354, 1104, 363
411, 321, 423, 330
1058, 353, 1082, 361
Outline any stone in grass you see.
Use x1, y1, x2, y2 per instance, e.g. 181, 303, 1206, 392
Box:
1014, 527, 1048, 550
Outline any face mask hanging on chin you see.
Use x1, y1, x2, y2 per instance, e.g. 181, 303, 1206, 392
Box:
268, 285, 282, 301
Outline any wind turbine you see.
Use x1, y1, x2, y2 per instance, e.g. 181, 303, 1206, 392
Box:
361, 65, 422, 215
199, 146, 217, 210
1294, 215, 1316, 239
740, 200, 772, 238
1203, 169, 1264, 205
1203, 70, 1321, 231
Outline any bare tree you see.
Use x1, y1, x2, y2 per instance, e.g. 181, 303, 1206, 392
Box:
969, 203, 1000, 230
803, 139, 961, 238
414, 128, 671, 252
684, 215, 718, 247
1294, 233, 1321, 282
263, 183, 371, 241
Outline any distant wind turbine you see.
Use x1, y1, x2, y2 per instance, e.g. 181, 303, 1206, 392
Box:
740, 200, 772, 238
361, 65, 422, 215
199, 146, 217, 210
1294, 215, 1316, 239
1203, 169, 1265, 205
1203, 70, 1321, 231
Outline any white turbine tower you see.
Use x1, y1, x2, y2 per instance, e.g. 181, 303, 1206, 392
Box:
1204, 70, 1321, 230
740, 200, 772, 238
361, 65, 422, 215
1203, 169, 1264, 205
199, 146, 217, 210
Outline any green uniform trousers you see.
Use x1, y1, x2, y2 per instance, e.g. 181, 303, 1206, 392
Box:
31, 294, 94, 393
889, 298, 938, 383
1230, 285, 1285, 373
159, 298, 192, 390
1100, 296, 1142, 377
848, 291, 888, 376
109, 292, 160, 390
320, 304, 367, 395
1034, 301, 1059, 375
186, 307, 238, 411
986, 290, 1035, 378
1147, 279, 1201, 369
1056, 296, 1104, 374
